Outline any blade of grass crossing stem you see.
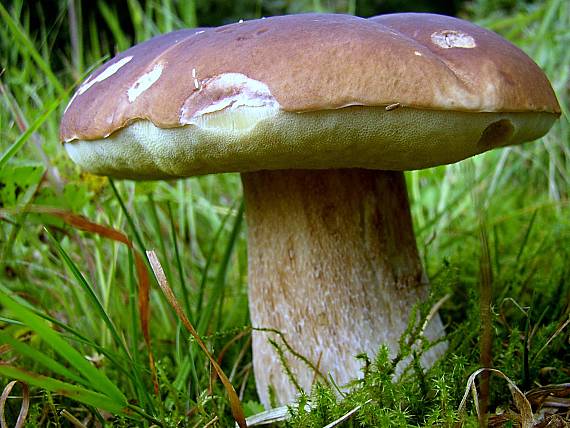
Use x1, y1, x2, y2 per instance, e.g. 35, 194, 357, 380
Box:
109, 180, 147, 253
44, 228, 129, 358
187, 180, 203, 259
147, 251, 247, 428
196, 198, 240, 320
0, 291, 126, 404
173, 201, 239, 394
0, 3, 65, 95
0, 332, 86, 386
168, 202, 194, 323
168, 195, 202, 399
198, 201, 244, 336
147, 194, 173, 285
215, 202, 245, 331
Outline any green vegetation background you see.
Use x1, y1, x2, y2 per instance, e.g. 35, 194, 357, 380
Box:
0, 0, 568, 426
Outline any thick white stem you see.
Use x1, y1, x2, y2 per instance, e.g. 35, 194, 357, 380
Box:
242, 169, 445, 407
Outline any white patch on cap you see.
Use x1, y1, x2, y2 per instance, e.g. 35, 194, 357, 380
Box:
435, 77, 499, 111
192, 68, 201, 90
64, 55, 133, 113
414, 51, 423, 56
180, 73, 280, 127
127, 63, 163, 102
431, 30, 476, 49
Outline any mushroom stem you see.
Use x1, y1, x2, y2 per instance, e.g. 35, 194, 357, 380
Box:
241, 168, 446, 407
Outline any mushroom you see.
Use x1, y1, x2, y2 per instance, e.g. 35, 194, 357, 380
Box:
60, 13, 560, 407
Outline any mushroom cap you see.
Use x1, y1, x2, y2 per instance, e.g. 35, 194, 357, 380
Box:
61, 13, 560, 179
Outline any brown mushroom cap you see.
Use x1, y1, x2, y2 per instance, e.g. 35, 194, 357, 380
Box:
61, 13, 560, 179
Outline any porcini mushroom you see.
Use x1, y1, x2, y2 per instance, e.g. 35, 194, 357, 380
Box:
60, 13, 560, 408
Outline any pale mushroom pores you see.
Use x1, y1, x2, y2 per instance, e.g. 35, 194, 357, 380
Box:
60, 13, 560, 407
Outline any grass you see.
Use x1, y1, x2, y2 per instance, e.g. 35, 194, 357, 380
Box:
1, 0, 569, 426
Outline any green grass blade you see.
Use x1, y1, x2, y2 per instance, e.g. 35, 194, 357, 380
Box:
168, 202, 193, 322
0, 95, 64, 171
195, 199, 239, 317
179, 0, 198, 27
127, 0, 150, 42
97, 1, 130, 51
0, 290, 127, 404
43, 228, 130, 359
125, 249, 155, 412
147, 193, 172, 284
515, 210, 538, 265
198, 200, 244, 335
0, 317, 23, 326
0, 283, 132, 377
109, 180, 146, 252
0, 3, 65, 95
147, 250, 247, 428
0, 331, 87, 386
0, 365, 127, 414
215, 201, 245, 330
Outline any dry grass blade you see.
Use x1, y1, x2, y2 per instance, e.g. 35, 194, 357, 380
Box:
204, 416, 219, 428
235, 402, 316, 427
0, 380, 30, 428
456, 368, 534, 428
27, 207, 132, 244
59, 409, 87, 428
322, 399, 372, 428
238, 406, 290, 427
420, 294, 451, 336
134, 250, 158, 396
527, 383, 570, 405
146, 250, 247, 428
533, 316, 570, 363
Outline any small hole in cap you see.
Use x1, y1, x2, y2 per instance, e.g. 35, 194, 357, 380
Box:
478, 119, 514, 149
